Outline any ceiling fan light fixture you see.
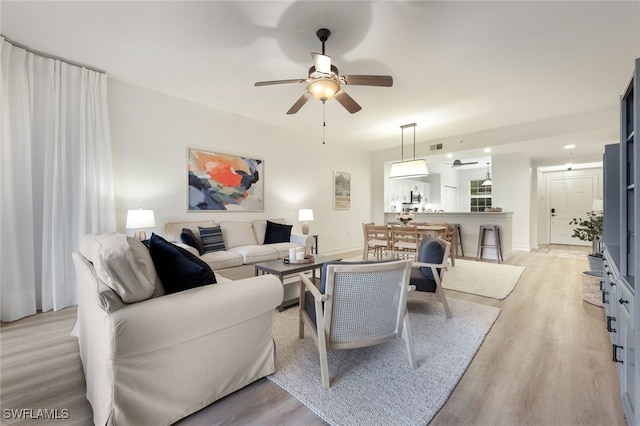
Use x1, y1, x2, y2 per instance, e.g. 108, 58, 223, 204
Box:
308, 78, 340, 101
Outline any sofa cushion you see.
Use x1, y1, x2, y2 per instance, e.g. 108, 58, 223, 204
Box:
253, 218, 286, 245
219, 221, 257, 249
148, 233, 217, 294
200, 250, 244, 270
181, 228, 204, 255
268, 242, 302, 258
264, 220, 293, 244
228, 245, 279, 264
199, 226, 225, 253
82, 232, 157, 303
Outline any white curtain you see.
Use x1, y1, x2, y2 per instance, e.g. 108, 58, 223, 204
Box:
0, 37, 116, 322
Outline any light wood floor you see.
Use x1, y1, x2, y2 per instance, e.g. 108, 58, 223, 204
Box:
0, 246, 626, 425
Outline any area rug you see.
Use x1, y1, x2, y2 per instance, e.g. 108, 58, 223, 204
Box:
443, 259, 525, 300
268, 298, 500, 426
535, 244, 590, 259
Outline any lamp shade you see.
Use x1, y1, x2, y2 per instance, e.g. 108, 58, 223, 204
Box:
126, 209, 155, 229
389, 159, 429, 179
298, 209, 314, 222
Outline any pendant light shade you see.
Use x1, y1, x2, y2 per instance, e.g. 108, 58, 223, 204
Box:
482, 162, 492, 186
389, 123, 429, 179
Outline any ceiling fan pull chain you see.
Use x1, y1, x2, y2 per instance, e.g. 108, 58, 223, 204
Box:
322, 101, 326, 144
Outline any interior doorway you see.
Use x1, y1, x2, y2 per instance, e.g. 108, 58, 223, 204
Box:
548, 176, 594, 245
443, 186, 458, 212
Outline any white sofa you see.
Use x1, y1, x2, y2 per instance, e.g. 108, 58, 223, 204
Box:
164, 218, 314, 270
72, 232, 283, 425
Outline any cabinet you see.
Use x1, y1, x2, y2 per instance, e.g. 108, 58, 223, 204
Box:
603, 58, 639, 425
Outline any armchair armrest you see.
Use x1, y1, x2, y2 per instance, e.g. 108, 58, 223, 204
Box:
298, 272, 327, 303
110, 274, 283, 357
291, 233, 315, 250
412, 261, 449, 271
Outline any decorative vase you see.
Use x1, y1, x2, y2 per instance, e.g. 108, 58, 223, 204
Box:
582, 271, 603, 307
587, 253, 604, 274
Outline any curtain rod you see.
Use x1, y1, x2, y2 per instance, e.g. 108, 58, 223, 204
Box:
1, 35, 106, 74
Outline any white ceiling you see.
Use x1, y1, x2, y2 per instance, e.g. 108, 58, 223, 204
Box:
2, 1, 639, 164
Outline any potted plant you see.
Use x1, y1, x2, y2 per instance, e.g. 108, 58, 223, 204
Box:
569, 210, 604, 273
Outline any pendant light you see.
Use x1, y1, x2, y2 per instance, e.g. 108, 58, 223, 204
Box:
389, 123, 429, 179
482, 162, 492, 186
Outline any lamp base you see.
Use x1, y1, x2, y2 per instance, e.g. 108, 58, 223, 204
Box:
133, 230, 147, 241
302, 222, 309, 235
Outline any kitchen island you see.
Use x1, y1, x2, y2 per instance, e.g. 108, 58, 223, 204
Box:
384, 211, 513, 260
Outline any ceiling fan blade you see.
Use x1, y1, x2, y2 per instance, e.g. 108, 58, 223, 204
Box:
335, 90, 362, 114
255, 79, 306, 86
312, 53, 331, 74
286, 92, 312, 115
342, 75, 393, 87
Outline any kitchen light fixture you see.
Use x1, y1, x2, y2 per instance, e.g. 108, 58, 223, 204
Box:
298, 209, 314, 235
389, 123, 429, 179
481, 163, 492, 186
126, 208, 155, 240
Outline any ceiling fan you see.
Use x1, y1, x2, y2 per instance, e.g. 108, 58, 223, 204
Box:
449, 159, 479, 168
254, 28, 393, 114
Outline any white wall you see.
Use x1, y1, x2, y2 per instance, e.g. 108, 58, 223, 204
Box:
107, 79, 372, 254
492, 153, 532, 252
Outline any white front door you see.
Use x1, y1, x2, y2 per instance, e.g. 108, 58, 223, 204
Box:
549, 177, 594, 245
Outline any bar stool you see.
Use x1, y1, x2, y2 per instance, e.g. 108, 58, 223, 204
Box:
450, 223, 464, 257
476, 224, 504, 263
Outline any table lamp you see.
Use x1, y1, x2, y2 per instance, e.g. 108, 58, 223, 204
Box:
126, 209, 155, 240
298, 209, 314, 235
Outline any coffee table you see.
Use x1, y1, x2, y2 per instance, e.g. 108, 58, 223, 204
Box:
254, 254, 343, 310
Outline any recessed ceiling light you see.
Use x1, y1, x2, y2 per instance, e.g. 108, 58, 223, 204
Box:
483, 148, 491, 153
564, 144, 575, 149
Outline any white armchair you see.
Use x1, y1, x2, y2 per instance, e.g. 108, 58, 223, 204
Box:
72, 233, 283, 425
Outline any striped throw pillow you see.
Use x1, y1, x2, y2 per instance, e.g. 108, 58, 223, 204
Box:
199, 226, 225, 253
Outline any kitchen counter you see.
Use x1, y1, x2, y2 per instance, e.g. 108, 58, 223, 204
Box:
384, 211, 513, 260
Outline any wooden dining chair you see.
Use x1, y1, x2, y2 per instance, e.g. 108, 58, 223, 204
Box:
442, 224, 456, 266
363, 223, 390, 260
390, 225, 419, 258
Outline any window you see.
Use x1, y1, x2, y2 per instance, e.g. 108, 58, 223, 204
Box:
470, 179, 492, 212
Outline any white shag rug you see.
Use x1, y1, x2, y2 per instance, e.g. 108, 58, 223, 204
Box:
443, 259, 525, 300
268, 298, 500, 426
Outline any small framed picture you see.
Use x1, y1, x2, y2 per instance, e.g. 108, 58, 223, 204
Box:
333, 171, 351, 209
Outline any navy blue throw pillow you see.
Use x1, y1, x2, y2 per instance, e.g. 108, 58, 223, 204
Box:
148, 233, 216, 294
418, 237, 444, 280
264, 220, 292, 244
181, 228, 204, 255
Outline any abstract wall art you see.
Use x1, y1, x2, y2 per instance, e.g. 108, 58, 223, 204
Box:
188, 148, 264, 211
333, 171, 351, 209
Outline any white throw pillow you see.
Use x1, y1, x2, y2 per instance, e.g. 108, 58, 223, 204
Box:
88, 233, 157, 303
